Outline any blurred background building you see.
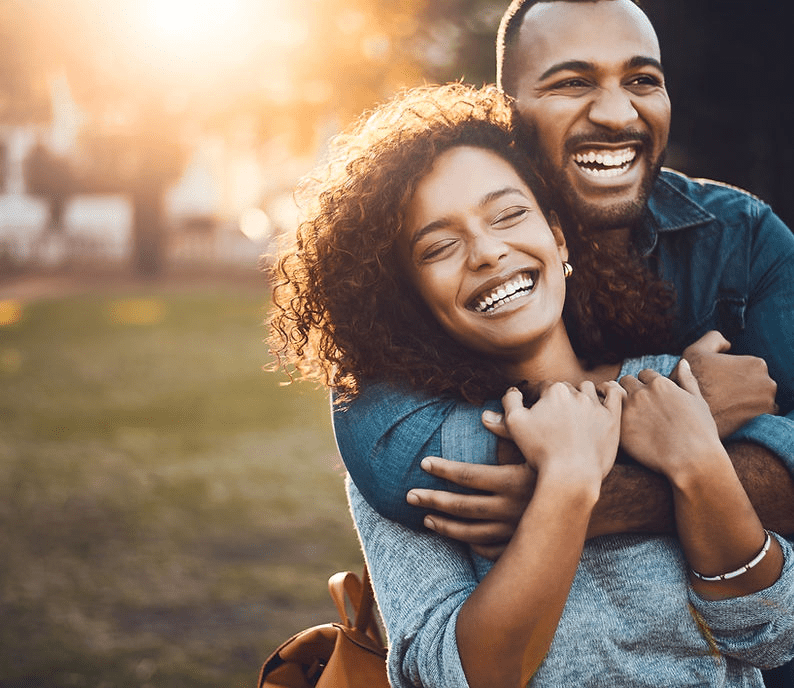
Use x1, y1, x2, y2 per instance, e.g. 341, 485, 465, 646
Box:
0, 0, 790, 280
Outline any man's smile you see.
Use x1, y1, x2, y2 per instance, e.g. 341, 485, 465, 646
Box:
573, 146, 638, 179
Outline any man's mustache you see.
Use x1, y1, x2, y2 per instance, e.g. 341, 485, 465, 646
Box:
564, 130, 652, 153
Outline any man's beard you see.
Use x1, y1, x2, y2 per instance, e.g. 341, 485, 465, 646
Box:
522, 124, 665, 233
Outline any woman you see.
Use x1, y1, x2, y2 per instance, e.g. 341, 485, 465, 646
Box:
269, 83, 794, 687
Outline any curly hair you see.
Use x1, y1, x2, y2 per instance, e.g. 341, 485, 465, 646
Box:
269, 83, 674, 405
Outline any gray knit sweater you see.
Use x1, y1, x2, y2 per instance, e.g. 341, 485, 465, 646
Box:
347, 355, 794, 687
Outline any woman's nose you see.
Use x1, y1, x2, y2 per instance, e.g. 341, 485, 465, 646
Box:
467, 232, 509, 271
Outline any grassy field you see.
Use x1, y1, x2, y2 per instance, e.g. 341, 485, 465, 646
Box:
0, 279, 363, 687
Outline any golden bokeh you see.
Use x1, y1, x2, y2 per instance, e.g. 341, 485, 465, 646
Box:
106, 298, 167, 326
0, 300, 23, 327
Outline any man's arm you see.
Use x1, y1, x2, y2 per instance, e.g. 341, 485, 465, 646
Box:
593, 441, 794, 536
411, 439, 794, 556
332, 381, 501, 531
413, 339, 794, 553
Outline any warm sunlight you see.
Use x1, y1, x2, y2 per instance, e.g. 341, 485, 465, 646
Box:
126, 0, 304, 91
145, 0, 241, 45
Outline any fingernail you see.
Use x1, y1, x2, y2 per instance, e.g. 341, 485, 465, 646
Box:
421, 457, 433, 471
482, 410, 503, 423
424, 516, 436, 530
406, 490, 420, 505
680, 358, 690, 371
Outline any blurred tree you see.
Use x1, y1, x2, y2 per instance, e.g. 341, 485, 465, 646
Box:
24, 141, 73, 232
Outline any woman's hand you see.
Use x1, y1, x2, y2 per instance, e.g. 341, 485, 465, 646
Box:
501, 379, 624, 487
621, 360, 785, 600
619, 359, 726, 481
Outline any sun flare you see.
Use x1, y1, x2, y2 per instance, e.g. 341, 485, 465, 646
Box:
145, 0, 241, 43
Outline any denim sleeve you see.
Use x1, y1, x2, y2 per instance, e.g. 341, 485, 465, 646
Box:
347, 478, 473, 688
332, 382, 500, 531
689, 532, 794, 668
728, 204, 794, 482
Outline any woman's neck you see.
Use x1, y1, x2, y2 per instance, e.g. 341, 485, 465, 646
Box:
502, 329, 621, 389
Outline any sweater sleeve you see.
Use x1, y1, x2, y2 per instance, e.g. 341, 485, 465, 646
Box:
688, 532, 794, 668
347, 476, 473, 688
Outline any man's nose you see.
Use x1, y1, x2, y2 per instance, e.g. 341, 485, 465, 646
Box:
588, 86, 639, 130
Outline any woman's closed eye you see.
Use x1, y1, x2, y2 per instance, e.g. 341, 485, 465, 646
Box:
492, 206, 531, 227
419, 238, 458, 262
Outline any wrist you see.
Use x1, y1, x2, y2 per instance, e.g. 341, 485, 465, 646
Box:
535, 466, 602, 508
666, 446, 732, 491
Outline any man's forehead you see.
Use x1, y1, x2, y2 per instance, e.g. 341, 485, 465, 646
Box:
517, 0, 661, 76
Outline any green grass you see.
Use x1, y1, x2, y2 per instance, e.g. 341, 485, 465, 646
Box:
0, 282, 363, 687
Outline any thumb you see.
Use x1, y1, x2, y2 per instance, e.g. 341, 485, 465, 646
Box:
481, 409, 511, 439
598, 380, 626, 415
689, 330, 731, 355
676, 358, 703, 397
501, 386, 525, 415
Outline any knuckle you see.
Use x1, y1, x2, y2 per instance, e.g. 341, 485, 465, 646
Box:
645, 375, 664, 390
456, 466, 475, 485
471, 502, 490, 519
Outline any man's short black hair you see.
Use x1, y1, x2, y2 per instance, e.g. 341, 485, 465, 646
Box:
496, 0, 645, 97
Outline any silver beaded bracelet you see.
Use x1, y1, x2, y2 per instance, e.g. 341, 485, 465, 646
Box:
691, 530, 773, 582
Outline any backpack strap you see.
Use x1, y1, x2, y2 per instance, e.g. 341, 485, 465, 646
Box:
328, 566, 383, 647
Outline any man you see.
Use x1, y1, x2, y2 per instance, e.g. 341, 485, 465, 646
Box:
333, 0, 794, 682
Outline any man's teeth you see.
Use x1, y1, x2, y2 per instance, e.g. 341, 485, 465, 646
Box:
574, 147, 636, 177
473, 274, 535, 313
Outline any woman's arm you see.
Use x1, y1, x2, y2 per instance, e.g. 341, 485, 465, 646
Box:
456, 381, 623, 688
620, 361, 784, 600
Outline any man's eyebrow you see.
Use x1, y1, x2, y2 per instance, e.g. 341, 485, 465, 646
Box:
538, 56, 664, 82
538, 60, 593, 82
410, 187, 528, 250
626, 55, 664, 74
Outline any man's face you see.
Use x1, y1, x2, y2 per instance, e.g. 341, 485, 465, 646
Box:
512, 0, 671, 231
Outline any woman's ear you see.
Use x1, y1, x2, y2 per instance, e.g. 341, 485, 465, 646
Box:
547, 211, 568, 262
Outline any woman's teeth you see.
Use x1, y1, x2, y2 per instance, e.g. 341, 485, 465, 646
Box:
473, 274, 535, 313
574, 147, 636, 178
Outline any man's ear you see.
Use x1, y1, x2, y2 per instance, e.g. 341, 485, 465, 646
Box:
547, 211, 568, 262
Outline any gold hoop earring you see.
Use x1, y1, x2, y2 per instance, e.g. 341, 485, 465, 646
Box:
563, 261, 573, 279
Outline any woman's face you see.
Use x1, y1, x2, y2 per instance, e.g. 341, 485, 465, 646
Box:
397, 145, 569, 360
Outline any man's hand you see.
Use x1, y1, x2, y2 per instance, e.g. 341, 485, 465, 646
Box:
679, 330, 778, 437
406, 436, 536, 560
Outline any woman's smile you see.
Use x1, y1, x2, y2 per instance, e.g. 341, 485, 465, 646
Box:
468, 269, 539, 315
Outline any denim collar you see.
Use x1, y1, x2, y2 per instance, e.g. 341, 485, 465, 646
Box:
634, 169, 715, 256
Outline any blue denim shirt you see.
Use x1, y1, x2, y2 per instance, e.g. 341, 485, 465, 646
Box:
333, 169, 794, 531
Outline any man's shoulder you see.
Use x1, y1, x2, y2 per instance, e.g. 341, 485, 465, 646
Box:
646, 169, 773, 240
656, 168, 766, 213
